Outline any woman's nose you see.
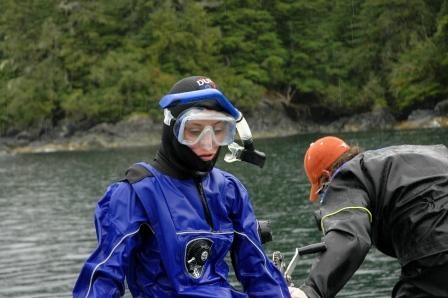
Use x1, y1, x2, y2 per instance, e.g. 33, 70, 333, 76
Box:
199, 130, 214, 150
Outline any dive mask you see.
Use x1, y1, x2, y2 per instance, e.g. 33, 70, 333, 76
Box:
168, 108, 236, 149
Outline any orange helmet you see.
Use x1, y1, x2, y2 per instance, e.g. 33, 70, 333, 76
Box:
304, 136, 350, 202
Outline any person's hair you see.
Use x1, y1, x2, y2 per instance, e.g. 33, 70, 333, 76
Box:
317, 145, 362, 187
329, 145, 362, 172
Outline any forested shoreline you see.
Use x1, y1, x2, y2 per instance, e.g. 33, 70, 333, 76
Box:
1, 0, 447, 138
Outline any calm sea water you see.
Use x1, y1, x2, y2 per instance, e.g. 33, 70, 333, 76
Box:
1, 128, 447, 297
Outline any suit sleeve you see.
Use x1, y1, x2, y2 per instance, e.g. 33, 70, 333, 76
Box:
72, 182, 146, 298
225, 175, 291, 298
300, 173, 373, 298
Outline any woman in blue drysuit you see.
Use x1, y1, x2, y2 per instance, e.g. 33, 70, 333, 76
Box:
73, 76, 291, 298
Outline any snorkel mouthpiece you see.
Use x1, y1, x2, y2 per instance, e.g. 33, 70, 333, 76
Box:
159, 88, 266, 168
233, 117, 266, 168
224, 141, 266, 168
224, 117, 266, 168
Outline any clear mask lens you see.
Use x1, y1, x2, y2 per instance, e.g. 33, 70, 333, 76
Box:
174, 108, 236, 148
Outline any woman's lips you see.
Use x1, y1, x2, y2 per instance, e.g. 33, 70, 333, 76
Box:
199, 154, 215, 161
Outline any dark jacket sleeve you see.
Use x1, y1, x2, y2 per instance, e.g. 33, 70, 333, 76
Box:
300, 167, 373, 298
300, 210, 372, 297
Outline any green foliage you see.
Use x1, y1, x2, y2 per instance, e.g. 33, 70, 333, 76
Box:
389, 10, 448, 113
273, 1, 329, 94
0, 0, 448, 134
144, 1, 222, 74
389, 42, 441, 111
211, 4, 286, 87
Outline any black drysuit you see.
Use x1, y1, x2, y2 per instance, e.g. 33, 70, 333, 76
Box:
300, 144, 448, 297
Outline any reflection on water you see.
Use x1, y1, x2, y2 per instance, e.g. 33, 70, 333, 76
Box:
1, 128, 447, 297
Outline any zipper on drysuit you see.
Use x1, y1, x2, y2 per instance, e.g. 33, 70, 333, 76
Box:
194, 177, 214, 229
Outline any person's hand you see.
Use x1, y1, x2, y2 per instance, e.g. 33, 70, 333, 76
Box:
289, 286, 308, 298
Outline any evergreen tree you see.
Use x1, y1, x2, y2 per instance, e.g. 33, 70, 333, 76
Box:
389, 1, 448, 114
1, 0, 447, 134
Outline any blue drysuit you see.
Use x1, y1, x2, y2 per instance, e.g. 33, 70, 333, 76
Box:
73, 163, 290, 297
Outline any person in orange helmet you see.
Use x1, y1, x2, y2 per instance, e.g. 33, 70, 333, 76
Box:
289, 136, 448, 298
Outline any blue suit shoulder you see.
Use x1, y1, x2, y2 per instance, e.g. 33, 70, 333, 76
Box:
212, 167, 248, 193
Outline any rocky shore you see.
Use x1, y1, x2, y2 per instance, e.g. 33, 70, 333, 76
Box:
1, 99, 448, 155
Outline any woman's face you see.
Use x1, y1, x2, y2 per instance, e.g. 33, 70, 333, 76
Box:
184, 119, 226, 161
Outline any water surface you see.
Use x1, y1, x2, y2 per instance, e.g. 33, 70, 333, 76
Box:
1, 128, 447, 297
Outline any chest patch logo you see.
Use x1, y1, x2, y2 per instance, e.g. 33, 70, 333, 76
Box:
185, 238, 213, 279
